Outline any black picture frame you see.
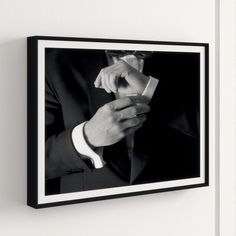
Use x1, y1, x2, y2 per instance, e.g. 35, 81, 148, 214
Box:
27, 36, 209, 208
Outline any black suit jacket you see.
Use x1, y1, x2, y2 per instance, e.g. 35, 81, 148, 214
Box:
45, 49, 200, 195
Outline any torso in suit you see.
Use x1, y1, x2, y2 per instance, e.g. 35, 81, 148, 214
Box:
45, 48, 200, 195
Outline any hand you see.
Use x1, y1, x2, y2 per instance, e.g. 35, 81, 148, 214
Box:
94, 60, 149, 95
84, 96, 150, 148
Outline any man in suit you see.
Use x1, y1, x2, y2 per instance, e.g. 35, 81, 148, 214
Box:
45, 48, 200, 195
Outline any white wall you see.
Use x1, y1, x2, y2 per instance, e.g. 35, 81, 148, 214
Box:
0, 0, 216, 235
219, 0, 236, 235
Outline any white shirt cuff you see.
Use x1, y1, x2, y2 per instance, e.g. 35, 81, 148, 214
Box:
142, 76, 159, 100
71, 122, 106, 169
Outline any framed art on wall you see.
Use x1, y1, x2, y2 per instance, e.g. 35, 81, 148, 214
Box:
27, 36, 209, 208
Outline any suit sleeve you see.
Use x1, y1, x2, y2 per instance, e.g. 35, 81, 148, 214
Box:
45, 78, 91, 180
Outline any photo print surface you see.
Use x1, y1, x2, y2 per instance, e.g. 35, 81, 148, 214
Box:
27, 37, 209, 208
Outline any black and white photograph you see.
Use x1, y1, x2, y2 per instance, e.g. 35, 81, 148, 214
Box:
27, 36, 209, 208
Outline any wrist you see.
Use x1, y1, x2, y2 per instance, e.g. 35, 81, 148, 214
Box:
83, 121, 97, 149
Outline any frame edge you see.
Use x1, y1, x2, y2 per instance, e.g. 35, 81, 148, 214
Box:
27, 37, 39, 208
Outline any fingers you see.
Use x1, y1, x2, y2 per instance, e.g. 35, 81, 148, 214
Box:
107, 74, 118, 93
118, 104, 150, 119
94, 61, 127, 93
95, 70, 117, 93
106, 95, 149, 111
102, 72, 120, 93
94, 65, 116, 90
121, 114, 147, 129
101, 74, 112, 93
107, 97, 133, 110
94, 70, 102, 88
128, 95, 149, 105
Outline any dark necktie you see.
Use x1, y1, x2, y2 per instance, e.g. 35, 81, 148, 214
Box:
103, 51, 152, 183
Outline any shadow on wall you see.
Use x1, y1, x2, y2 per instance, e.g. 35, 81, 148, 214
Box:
0, 37, 27, 206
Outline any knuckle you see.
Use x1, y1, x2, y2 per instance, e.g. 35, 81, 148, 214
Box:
115, 112, 123, 121
101, 105, 108, 113
125, 97, 132, 105
97, 106, 103, 114
111, 75, 117, 81
107, 116, 113, 124
114, 123, 122, 132
111, 113, 119, 122
107, 103, 113, 110
118, 129, 125, 138
145, 105, 151, 112
104, 103, 113, 113
100, 68, 105, 75
132, 117, 140, 126
130, 106, 138, 115
107, 113, 116, 124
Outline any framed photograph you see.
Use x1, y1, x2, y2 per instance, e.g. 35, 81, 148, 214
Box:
27, 36, 209, 208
